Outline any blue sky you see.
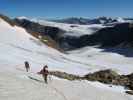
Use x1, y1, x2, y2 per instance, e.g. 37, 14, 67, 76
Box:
0, 0, 133, 18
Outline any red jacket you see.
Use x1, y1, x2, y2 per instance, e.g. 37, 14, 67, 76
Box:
38, 68, 48, 75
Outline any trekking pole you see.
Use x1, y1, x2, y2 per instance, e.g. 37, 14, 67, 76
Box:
48, 75, 53, 83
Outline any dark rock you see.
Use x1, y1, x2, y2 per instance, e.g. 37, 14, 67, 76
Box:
0, 14, 15, 26
13, 18, 66, 50
70, 25, 78, 28
14, 18, 64, 40
125, 73, 133, 90
47, 69, 133, 92
49, 71, 81, 80
125, 90, 133, 95
84, 69, 120, 84
58, 22, 133, 50
84, 70, 133, 91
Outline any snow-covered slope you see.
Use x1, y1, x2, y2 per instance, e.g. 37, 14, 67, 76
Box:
67, 47, 133, 75
1, 16, 133, 75
0, 17, 90, 75
1, 71, 132, 100
28, 18, 105, 37
0, 17, 133, 100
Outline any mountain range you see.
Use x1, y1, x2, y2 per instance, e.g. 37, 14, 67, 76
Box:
13, 16, 133, 51
52, 17, 133, 25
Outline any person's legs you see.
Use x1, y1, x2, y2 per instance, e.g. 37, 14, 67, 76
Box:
26, 68, 28, 72
26, 67, 29, 72
42, 75, 47, 83
44, 75, 48, 84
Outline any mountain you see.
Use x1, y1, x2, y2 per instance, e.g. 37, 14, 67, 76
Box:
14, 17, 133, 50
0, 14, 91, 75
59, 22, 133, 49
14, 17, 104, 50
52, 17, 129, 25
1, 14, 132, 72
0, 14, 133, 99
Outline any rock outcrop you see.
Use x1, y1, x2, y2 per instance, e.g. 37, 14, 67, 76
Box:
84, 69, 119, 84
13, 18, 66, 51
49, 69, 133, 95
14, 18, 64, 39
84, 69, 133, 91
0, 14, 15, 26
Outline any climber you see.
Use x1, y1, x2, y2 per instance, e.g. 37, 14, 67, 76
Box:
24, 61, 30, 72
38, 65, 49, 84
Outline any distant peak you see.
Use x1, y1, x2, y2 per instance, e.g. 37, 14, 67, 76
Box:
17, 16, 28, 20
116, 17, 125, 23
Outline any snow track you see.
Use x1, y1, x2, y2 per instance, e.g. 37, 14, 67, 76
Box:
0, 70, 132, 100
0, 72, 66, 100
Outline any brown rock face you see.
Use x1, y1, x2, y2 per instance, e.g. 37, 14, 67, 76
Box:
125, 90, 133, 95
84, 69, 119, 84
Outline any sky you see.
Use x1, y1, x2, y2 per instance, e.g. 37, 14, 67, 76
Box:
0, 0, 133, 19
